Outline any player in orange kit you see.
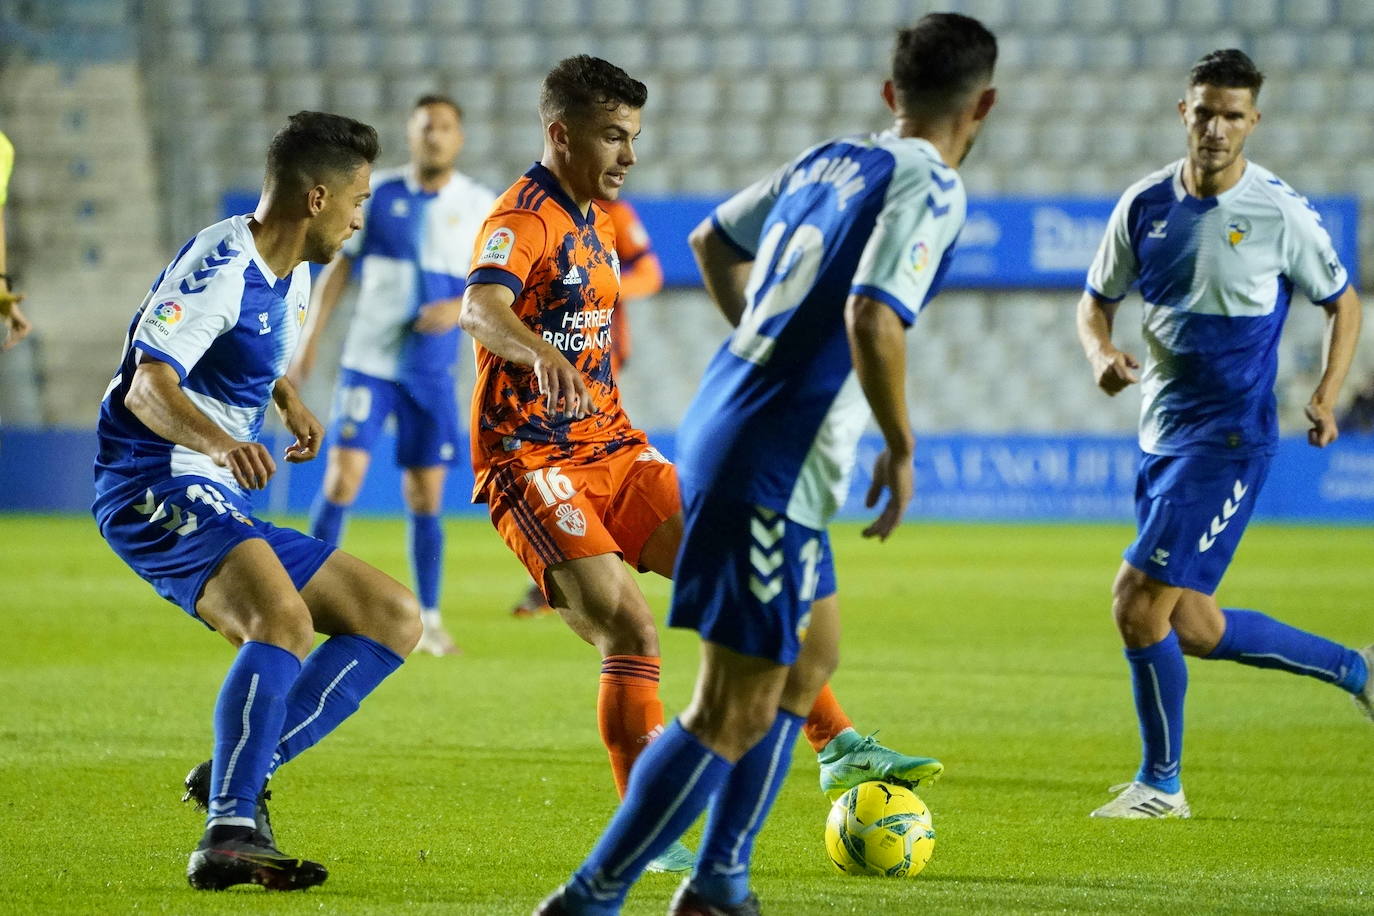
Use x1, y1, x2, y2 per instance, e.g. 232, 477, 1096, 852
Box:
507, 195, 662, 619
459, 55, 938, 875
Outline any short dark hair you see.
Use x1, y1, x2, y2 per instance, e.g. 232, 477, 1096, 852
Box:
891, 13, 998, 113
1189, 49, 1264, 99
265, 110, 379, 194
414, 93, 463, 121
539, 55, 647, 125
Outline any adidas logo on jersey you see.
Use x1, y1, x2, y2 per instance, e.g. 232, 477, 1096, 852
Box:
561, 266, 583, 286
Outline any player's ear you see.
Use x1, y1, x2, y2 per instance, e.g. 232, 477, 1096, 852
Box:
971, 86, 996, 122
1177, 98, 1187, 123
547, 118, 571, 153
881, 80, 897, 114
305, 183, 328, 217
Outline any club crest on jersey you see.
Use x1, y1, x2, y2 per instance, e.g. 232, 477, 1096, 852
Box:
147, 300, 184, 337
296, 301, 308, 327
1225, 216, 1251, 246
479, 227, 515, 265
909, 240, 930, 273
555, 503, 586, 537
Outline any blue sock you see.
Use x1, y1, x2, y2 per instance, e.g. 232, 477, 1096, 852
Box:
310, 495, 348, 547
1207, 608, 1368, 693
208, 642, 301, 826
565, 719, 733, 914
408, 512, 444, 611
692, 709, 803, 906
1126, 631, 1186, 794
267, 635, 404, 775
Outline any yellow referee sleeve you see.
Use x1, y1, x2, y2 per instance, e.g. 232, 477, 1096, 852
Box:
0, 131, 13, 208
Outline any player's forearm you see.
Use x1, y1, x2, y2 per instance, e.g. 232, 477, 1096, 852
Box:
1312, 287, 1363, 408
846, 296, 914, 457
271, 375, 305, 417
1075, 291, 1119, 360
301, 254, 352, 341
459, 286, 551, 366
126, 361, 237, 459
689, 220, 751, 327
619, 252, 663, 300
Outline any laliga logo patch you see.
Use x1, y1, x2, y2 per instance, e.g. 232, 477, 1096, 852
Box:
1226, 216, 1251, 246
554, 503, 586, 537
909, 240, 930, 273
480, 227, 515, 266
147, 300, 184, 337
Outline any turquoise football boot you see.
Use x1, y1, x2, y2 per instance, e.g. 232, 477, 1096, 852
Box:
817, 730, 943, 800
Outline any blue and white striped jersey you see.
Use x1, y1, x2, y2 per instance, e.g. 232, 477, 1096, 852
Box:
678, 132, 966, 528
338, 165, 495, 383
94, 215, 311, 517
1087, 159, 1349, 458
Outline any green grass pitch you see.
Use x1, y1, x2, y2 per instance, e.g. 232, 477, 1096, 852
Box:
1, 514, 1371, 914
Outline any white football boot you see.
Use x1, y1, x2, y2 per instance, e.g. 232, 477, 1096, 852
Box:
1089, 781, 1191, 819
1353, 645, 1374, 722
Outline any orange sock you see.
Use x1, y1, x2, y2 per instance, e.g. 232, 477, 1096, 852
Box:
597, 655, 665, 798
803, 683, 854, 752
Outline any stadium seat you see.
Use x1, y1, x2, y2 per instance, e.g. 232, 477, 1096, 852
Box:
369, 0, 421, 28
597, 34, 652, 73
319, 31, 375, 73
1309, 30, 1356, 69
197, 0, 252, 28
502, 79, 543, 117
312, 0, 367, 27
546, 30, 602, 65
698, 0, 747, 29
1083, 32, 1137, 71
387, 75, 442, 111
1339, 0, 1374, 26
479, 0, 530, 29
327, 74, 385, 115
146, 0, 194, 26
657, 33, 710, 73
270, 72, 327, 112
1237, 0, 1282, 30
1254, 33, 1305, 70
426, 0, 479, 28
1065, 0, 1119, 30
958, 0, 1013, 30
780, 75, 829, 116
206, 27, 258, 70
263, 32, 315, 72
1014, 0, 1065, 29
378, 29, 432, 73
796, 0, 851, 29
258, 0, 309, 28
712, 33, 760, 72
665, 75, 720, 116
644, 0, 693, 29
433, 31, 488, 74
450, 75, 498, 114
1173, 0, 1224, 28
725, 78, 774, 118
1282, 0, 1332, 30
1118, 0, 1169, 28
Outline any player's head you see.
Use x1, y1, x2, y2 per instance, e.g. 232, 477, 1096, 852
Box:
408, 94, 464, 178
884, 13, 998, 164
539, 55, 647, 203
264, 111, 378, 263
1179, 49, 1263, 177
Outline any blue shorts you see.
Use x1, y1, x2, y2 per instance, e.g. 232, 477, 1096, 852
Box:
327, 368, 460, 468
98, 475, 335, 623
1123, 452, 1271, 594
668, 490, 837, 666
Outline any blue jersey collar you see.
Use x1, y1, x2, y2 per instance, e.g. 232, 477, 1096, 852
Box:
524, 162, 594, 227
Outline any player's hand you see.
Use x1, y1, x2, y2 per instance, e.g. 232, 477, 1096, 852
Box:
1305, 399, 1339, 448
414, 299, 463, 335
282, 407, 324, 463
214, 440, 277, 490
862, 447, 913, 541
1090, 347, 1140, 395
533, 345, 594, 419
1, 293, 30, 351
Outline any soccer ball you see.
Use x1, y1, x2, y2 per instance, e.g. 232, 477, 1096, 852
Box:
824, 781, 936, 877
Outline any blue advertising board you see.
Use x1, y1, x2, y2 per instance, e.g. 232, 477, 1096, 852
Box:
7, 428, 1372, 524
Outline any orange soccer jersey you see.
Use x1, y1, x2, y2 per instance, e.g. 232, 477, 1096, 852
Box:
467, 164, 646, 499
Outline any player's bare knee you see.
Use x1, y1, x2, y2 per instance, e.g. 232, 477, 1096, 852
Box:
239, 599, 314, 658
372, 584, 422, 655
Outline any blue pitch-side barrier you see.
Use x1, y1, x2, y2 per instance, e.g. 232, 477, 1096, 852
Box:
5, 429, 1373, 523
222, 190, 1360, 289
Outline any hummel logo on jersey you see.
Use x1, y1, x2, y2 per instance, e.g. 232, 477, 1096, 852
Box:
561, 266, 583, 286
390, 198, 409, 217
1150, 547, 1170, 567
1198, 479, 1249, 552
258, 312, 272, 335
1147, 220, 1168, 239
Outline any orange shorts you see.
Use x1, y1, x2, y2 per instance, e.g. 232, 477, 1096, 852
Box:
482, 442, 680, 597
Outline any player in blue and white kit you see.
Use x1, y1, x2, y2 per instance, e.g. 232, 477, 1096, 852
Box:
94, 112, 421, 890
291, 95, 495, 656
537, 15, 998, 914
1076, 50, 1371, 820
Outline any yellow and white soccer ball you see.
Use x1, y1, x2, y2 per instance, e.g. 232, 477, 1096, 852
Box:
824, 781, 936, 877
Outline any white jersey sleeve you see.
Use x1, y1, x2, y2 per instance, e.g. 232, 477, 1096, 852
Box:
1282, 198, 1348, 304
849, 165, 965, 326
711, 162, 791, 257
1086, 187, 1139, 302
132, 261, 246, 381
